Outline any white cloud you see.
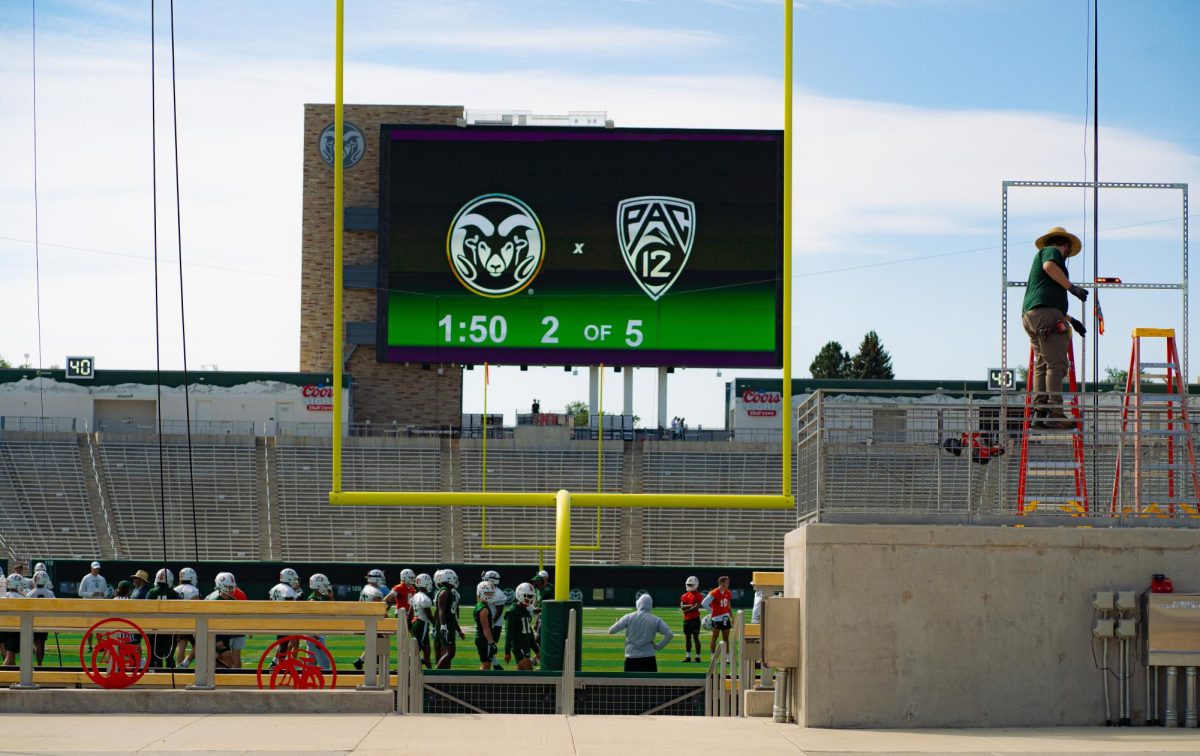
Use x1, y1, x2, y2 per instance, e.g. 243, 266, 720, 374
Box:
1, 5, 1198, 426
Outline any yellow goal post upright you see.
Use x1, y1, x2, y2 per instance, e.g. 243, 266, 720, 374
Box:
328, 0, 796, 601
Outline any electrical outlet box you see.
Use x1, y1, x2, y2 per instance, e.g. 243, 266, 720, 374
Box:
1093, 592, 1115, 611
1116, 591, 1138, 612
1117, 618, 1138, 638
1093, 619, 1116, 638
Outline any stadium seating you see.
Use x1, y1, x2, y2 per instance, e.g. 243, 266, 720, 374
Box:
0, 438, 99, 560
97, 440, 258, 561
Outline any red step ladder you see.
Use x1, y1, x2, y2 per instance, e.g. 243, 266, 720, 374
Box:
1109, 328, 1200, 516
1017, 339, 1088, 515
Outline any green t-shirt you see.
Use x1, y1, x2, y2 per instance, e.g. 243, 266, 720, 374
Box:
146, 584, 178, 601
539, 583, 554, 601
473, 602, 492, 641
1023, 247, 1068, 314
505, 604, 537, 654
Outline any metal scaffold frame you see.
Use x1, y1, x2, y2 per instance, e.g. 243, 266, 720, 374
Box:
1001, 180, 1190, 381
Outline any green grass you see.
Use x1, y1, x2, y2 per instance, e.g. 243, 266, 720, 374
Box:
34, 607, 716, 674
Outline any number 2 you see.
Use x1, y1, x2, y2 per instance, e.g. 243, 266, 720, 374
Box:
541, 316, 559, 344
641, 250, 670, 279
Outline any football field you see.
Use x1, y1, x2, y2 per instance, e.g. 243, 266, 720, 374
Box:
38, 606, 713, 674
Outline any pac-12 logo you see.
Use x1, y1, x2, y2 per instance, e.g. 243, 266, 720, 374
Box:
447, 194, 545, 298
617, 196, 695, 301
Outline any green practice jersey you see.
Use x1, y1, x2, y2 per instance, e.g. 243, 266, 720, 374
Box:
435, 587, 460, 630
473, 602, 493, 641
505, 604, 538, 654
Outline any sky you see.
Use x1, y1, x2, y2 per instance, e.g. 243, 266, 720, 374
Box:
1, 0, 1199, 429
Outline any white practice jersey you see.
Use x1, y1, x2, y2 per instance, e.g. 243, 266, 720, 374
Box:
488, 592, 508, 627
269, 583, 299, 601
174, 583, 201, 600
26, 587, 55, 599
79, 573, 108, 598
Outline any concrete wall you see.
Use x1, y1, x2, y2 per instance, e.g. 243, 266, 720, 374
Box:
785, 523, 1200, 728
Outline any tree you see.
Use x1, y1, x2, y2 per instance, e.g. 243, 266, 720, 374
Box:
564, 400, 589, 428
1104, 366, 1128, 387
0, 355, 10, 368
809, 341, 851, 378
850, 331, 894, 379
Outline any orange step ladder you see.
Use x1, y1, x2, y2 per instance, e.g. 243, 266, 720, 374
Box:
1017, 339, 1088, 515
1109, 328, 1200, 516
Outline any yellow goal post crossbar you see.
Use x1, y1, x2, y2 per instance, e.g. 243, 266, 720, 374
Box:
328, 0, 796, 601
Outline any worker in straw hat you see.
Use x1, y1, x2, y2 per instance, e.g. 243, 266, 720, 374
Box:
1022, 226, 1090, 429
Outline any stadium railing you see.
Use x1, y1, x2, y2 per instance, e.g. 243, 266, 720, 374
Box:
796, 388, 1200, 527
0, 597, 396, 691
0, 416, 77, 433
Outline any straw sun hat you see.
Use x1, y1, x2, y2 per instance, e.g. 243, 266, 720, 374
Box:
1035, 226, 1082, 258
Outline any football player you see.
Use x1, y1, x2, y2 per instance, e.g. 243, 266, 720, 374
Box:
384, 568, 417, 618
268, 568, 302, 667
434, 569, 464, 669
504, 582, 540, 671
473, 581, 499, 670
680, 576, 704, 663
408, 589, 434, 669
205, 572, 241, 668
306, 573, 334, 670
361, 568, 387, 602
482, 569, 506, 665
354, 583, 387, 671
0, 574, 19, 665
701, 575, 734, 660
146, 569, 178, 669
173, 567, 201, 668
26, 571, 55, 665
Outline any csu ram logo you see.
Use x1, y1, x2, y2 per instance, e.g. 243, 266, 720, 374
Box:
447, 194, 545, 298
617, 196, 695, 301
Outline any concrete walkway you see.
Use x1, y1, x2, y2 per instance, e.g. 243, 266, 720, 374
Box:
4, 714, 1200, 755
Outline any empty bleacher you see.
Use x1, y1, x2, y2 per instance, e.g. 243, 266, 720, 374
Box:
97, 440, 258, 561
272, 439, 444, 562
0, 438, 98, 561
639, 448, 797, 566
455, 445, 625, 565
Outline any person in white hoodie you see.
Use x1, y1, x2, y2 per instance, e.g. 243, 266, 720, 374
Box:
607, 594, 674, 672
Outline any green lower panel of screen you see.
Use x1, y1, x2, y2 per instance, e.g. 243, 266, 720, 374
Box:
387, 285, 775, 352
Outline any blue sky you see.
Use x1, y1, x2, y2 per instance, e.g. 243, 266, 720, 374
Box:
1, 0, 1198, 428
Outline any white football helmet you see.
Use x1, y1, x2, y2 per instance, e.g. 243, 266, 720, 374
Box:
280, 567, 299, 586
477, 581, 496, 602
482, 569, 500, 584
702, 615, 714, 631
685, 576, 699, 591
433, 569, 446, 587
34, 562, 47, 573
410, 590, 433, 618
366, 568, 386, 587
268, 582, 296, 601
8, 574, 27, 593
399, 568, 416, 586
155, 568, 174, 587
360, 584, 385, 602
442, 569, 459, 588
536, 570, 549, 582
33, 570, 52, 589
515, 582, 536, 607
309, 573, 332, 596
415, 573, 433, 592
179, 567, 198, 585
214, 572, 237, 597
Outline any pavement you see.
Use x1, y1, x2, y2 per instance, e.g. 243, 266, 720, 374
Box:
4, 714, 1200, 755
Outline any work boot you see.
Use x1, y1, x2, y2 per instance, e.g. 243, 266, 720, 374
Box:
1038, 410, 1076, 430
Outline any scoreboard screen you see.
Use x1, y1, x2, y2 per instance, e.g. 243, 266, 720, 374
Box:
377, 125, 783, 368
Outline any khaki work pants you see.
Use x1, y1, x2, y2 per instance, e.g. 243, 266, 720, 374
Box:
1022, 307, 1069, 406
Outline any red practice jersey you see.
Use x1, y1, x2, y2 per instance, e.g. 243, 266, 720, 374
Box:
680, 590, 704, 620
390, 582, 416, 613
708, 588, 732, 618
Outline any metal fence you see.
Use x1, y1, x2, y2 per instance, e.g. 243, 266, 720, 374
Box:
0, 416, 77, 432
797, 389, 1200, 526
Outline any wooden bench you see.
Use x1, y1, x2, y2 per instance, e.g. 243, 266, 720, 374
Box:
0, 598, 399, 690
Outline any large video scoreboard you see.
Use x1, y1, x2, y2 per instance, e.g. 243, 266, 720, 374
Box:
377, 125, 783, 368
